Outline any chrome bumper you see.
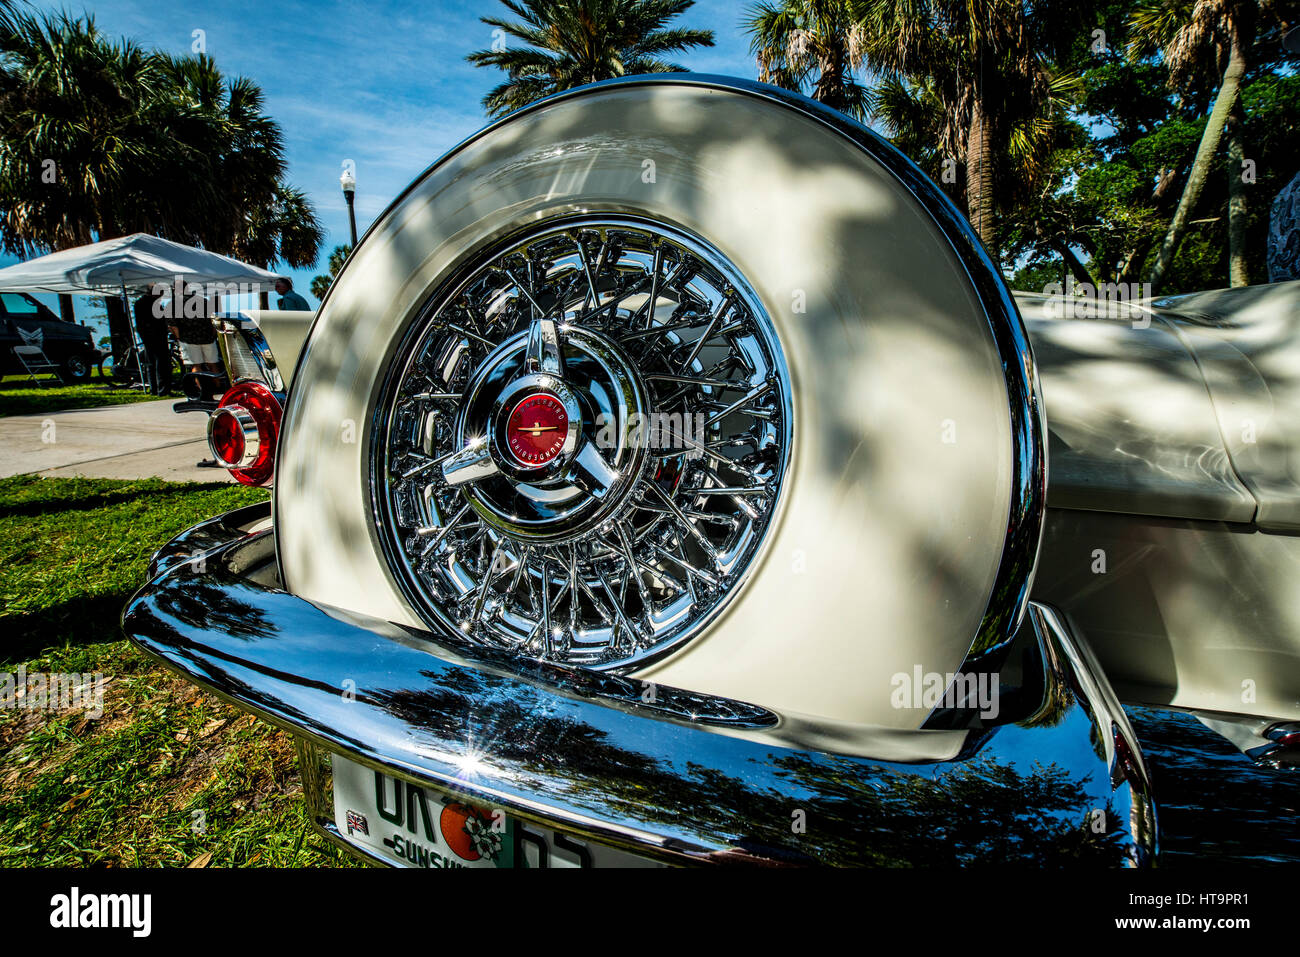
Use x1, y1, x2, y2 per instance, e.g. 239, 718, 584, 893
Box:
123, 503, 1158, 866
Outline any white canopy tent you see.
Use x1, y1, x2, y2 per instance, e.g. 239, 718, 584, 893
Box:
0, 232, 284, 295
0, 234, 284, 390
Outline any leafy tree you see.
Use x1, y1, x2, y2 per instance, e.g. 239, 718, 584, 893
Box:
1240, 71, 1300, 280
0, 10, 168, 252
310, 243, 352, 301
857, 0, 1089, 248
999, 14, 1173, 290
1001, 0, 1300, 293
876, 63, 1085, 277
1129, 0, 1261, 289
745, 0, 872, 119
157, 53, 322, 270
0, 9, 322, 271
1000, 135, 1109, 288
466, 0, 715, 117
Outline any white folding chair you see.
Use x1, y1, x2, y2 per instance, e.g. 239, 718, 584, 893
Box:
12, 327, 65, 385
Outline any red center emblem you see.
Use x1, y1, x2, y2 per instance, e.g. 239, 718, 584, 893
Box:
505, 393, 568, 468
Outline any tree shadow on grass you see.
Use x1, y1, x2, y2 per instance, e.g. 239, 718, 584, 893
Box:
1, 591, 132, 666
0, 482, 240, 520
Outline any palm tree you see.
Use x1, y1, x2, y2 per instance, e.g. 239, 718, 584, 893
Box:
871, 75, 958, 174
159, 55, 323, 270
310, 243, 352, 300
0, 8, 166, 322
237, 183, 324, 272
858, 0, 1086, 249
1128, 0, 1258, 290
157, 56, 281, 254
874, 65, 1085, 275
467, 0, 715, 117
0, 10, 321, 269
745, 0, 872, 120
0, 10, 164, 253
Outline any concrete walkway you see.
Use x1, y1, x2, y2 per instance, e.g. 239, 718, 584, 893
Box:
0, 399, 233, 483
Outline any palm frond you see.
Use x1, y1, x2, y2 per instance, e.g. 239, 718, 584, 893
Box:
468, 0, 715, 116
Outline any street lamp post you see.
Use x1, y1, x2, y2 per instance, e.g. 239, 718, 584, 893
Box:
340, 167, 358, 247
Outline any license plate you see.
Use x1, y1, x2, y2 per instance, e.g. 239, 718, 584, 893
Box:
330, 753, 662, 868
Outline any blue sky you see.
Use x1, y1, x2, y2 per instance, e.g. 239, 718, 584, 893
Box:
18, 0, 763, 325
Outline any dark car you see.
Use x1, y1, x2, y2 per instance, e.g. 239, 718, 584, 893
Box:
0, 291, 97, 382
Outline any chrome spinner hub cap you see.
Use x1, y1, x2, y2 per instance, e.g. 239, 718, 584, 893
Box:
375, 218, 792, 670
445, 321, 652, 541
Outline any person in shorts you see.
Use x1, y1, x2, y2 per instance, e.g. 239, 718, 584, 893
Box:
167, 289, 225, 468
170, 298, 222, 376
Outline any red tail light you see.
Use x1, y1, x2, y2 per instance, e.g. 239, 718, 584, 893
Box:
207, 381, 283, 486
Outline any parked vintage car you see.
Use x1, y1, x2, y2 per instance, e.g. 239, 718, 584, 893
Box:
0, 291, 97, 381
123, 76, 1298, 868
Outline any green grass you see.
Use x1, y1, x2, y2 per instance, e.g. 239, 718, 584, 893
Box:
0, 476, 359, 866
0, 372, 164, 418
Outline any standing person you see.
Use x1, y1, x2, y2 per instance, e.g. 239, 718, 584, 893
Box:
274, 277, 310, 311
169, 286, 223, 380
133, 288, 170, 395
166, 284, 225, 470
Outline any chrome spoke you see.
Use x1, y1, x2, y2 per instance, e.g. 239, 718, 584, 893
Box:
703, 379, 773, 429
538, 554, 553, 656
577, 236, 603, 310
681, 292, 735, 371
646, 482, 720, 567
651, 540, 720, 589
617, 315, 714, 342
566, 544, 579, 639
416, 502, 471, 557
408, 391, 462, 402
400, 445, 461, 481
631, 244, 665, 329
644, 373, 738, 389
505, 268, 546, 316
611, 521, 655, 623
445, 323, 496, 347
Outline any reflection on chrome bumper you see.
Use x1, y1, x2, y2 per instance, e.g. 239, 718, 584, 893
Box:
123, 503, 1157, 866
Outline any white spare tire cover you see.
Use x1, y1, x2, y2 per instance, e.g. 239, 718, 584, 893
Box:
276, 77, 1044, 731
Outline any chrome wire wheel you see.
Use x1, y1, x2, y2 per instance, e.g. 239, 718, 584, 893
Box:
375, 218, 792, 670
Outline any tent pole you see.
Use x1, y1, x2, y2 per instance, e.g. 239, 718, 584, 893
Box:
121, 279, 147, 392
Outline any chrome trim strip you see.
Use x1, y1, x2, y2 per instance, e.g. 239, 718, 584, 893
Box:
144, 501, 274, 579
1029, 604, 1155, 794
277, 74, 1045, 673
124, 509, 1151, 866
215, 315, 285, 392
